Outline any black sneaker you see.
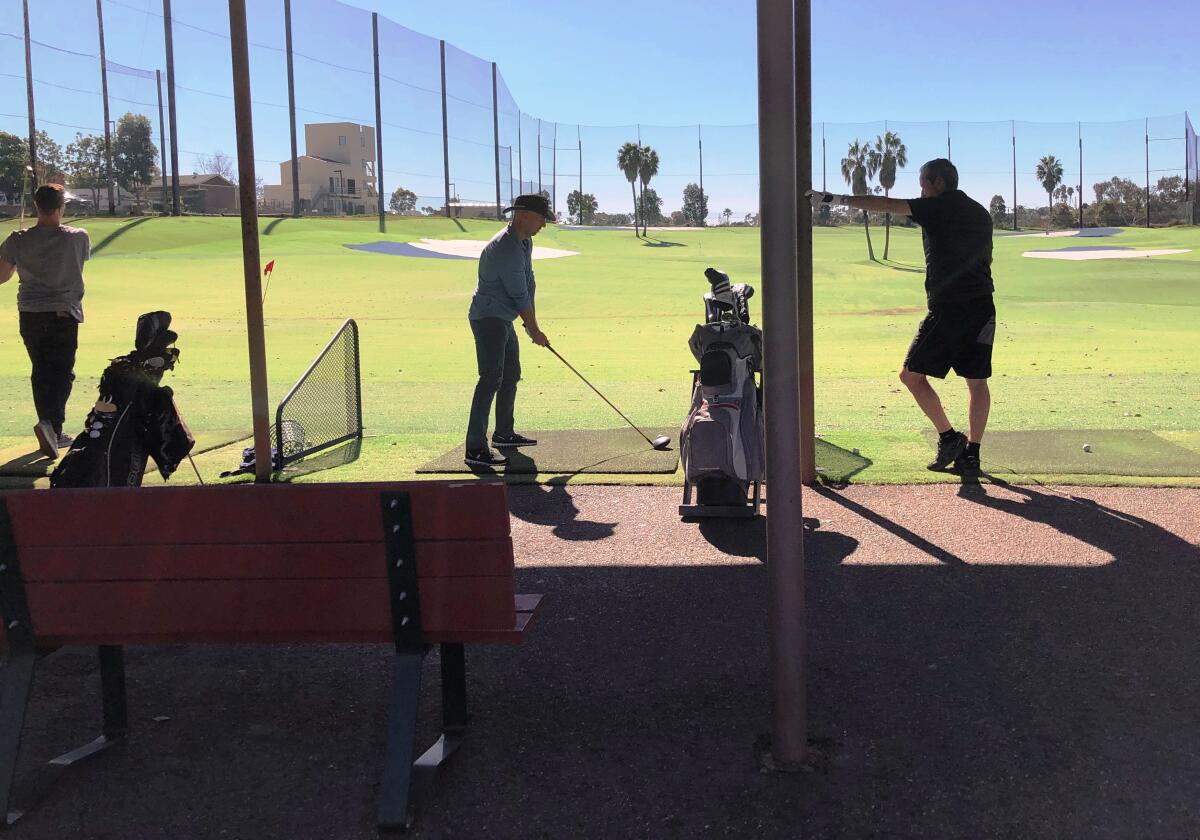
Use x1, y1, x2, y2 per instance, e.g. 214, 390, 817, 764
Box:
927, 431, 967, 471
954, 451, 981, 476
491, 432, 537, 448
464, 447, 508, 467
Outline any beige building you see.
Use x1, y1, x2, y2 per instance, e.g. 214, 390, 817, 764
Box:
262, 122, 377, 214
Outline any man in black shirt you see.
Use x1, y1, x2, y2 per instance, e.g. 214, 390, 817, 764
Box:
809, 159, 995, 474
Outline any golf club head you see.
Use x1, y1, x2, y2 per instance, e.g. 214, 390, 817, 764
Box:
652, 435, 671, 450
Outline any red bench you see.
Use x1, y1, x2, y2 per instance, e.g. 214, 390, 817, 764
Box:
0, 480, 541, 830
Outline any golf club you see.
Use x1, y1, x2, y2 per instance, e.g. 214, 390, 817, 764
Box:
543, 343, 671, 450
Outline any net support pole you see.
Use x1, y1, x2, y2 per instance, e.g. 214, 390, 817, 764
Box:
21, 0, 36, 190
1144, 117, 1150, 228
163, 0, 180, 215
372, 13, 385, 233
96, 0, 115, 214
284, 0, 300, 217
1011, 120, 1017, 231
536, 119, 541, 195
760, 0, 806, 766
698, 125, 705, 224
156, 70, 167, 210
1077, 123, 1083, 228
821, 122, 826, 191
946, 119, 951, 160
439, 40, 450, 219
795, 4, 815, 487
491, 63, 501, 221
227, 0, 272, 483
552, 122, 557, 218
517, 116, 522, 193
578, 129, 583, 223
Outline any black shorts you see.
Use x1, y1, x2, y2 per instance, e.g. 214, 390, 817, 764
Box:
903, 296, 995, 379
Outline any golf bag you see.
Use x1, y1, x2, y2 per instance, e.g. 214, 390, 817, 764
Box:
679, 269, 765, 517
50, 311, 195, 488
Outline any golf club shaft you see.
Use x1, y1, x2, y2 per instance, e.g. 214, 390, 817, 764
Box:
545, 345, 656, 447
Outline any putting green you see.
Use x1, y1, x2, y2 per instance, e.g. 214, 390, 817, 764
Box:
0, 215, 1195, 485
417, 428, 679, 475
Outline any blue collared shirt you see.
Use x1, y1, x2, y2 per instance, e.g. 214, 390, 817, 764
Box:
468, 225, 535, 322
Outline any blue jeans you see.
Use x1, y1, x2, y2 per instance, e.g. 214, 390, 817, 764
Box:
465, 318, 520, 450
19, 310, 78, 436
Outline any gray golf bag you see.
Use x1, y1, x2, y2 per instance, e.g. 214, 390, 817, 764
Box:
679, 268, 765, 518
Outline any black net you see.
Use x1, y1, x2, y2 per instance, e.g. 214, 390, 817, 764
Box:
274, 319, 362, 467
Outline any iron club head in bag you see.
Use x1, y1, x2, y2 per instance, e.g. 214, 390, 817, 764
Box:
541, 343, 671, 450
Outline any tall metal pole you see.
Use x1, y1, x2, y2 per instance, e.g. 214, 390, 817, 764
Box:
508, 145, 514, 207
946, 119, 951, 160
156, 70, 167, 210
536, 119, 541, 195
1011, 120, 1017, 231
439, 40, 450, 218
761, 0, 806, 766
577, 126, 583, 224
284, 0, 300, 216
21, 0, 37, 190
698, 124, 705, 225
517, 116, 523, 194
163, 0, 180, 215
491, 63, 501, 221
796, 7, 815, 487
1144, 117, 1151, 228
821, 122, 826, 191
552, 122, 557, 218
96, 0, 115, 214
227, 0, 271, 483
372, 13, 385, 232
1077, 122, 1083, 228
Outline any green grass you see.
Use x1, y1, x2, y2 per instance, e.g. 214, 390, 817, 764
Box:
0, 214, 1196, 487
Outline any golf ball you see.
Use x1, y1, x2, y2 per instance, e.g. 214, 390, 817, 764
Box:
1082, 444, 1092, 452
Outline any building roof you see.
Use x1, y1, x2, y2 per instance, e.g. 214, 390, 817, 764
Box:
150, 174, 235, 188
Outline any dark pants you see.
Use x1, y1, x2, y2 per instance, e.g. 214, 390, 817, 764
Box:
466, 318, 520, 450
19, 310, 78, 436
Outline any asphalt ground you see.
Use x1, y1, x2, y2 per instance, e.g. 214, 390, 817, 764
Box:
5, 481, 1198, 839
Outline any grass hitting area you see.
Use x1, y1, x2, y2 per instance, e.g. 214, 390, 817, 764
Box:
0, 214, 1196, 488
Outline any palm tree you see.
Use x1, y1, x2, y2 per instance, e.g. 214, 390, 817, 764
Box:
617, 142, 643, 236
1036, 155, 1064, 232
637, 146, 659, 236
722, 207, 732, 226
841, 139, 880, 260
873, 131, 907, 259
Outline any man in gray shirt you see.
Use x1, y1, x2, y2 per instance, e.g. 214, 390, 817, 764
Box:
0, 184, 90, 460
464, 193, 553, 467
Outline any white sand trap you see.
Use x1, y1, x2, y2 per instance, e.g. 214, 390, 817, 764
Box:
1000, 228, 1121, 239
416, 238, 578, 260
1022, 247, 1191, 261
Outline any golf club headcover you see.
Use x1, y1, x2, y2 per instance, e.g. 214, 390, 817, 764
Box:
704, 267, 735, 312
731, 283, 751, 324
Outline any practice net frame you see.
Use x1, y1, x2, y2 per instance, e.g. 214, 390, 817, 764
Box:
273, 319, 362, 469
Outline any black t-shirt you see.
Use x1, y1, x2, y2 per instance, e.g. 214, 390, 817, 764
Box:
907, 189, 994, 308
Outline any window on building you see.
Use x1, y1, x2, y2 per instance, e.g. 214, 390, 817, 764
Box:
347, 178, 356, 195
338, 135, 347, 146
329, 176, 335, 192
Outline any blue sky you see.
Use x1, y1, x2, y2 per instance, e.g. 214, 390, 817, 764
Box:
3, 0, 1197, 218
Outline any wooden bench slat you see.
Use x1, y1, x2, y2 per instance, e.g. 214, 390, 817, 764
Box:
15, 577, 516, 642
0, 481, 509, 546
426, 596, 543, 644
16, 539, 515, 582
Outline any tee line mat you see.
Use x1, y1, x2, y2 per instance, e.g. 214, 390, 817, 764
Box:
417, 428, 679, 475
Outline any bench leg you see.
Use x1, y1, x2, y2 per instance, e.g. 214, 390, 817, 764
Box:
0, 650, 35, 826
48, 646, 127, 767
377, 653, 422, 831
440, 643, 468, 732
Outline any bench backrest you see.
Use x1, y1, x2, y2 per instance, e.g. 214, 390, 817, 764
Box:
0, 481, 512, 647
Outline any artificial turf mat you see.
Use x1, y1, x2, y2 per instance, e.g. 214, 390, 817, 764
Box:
921, 429, 1200, 477
417, 428, 680, 475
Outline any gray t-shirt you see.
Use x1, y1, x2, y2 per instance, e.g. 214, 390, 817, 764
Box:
0, 224, 90, 322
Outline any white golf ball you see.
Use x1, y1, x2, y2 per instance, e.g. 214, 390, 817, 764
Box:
1082, 444, 1092, 452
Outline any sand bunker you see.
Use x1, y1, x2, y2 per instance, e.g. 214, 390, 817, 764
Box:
344, 239, 578, 260
999, 228, 1121, 239
1022, 246, 1191, 261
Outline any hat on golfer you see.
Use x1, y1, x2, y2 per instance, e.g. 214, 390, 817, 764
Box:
504, 193, 554, 222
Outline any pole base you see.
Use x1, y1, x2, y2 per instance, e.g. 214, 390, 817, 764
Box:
754, 734, 830, 774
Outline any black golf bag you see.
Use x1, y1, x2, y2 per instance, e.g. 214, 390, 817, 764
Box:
50, 311, 195, 488
679, 268, 765, 518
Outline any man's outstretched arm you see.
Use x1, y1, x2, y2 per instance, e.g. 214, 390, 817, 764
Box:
807, 190, 912, 216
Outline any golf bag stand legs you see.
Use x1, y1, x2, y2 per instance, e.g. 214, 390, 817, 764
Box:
679, 477, 762, 518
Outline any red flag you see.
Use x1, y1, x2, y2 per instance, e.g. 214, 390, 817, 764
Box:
264, 259, 275, 277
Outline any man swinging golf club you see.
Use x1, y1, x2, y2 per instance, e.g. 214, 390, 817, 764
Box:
809, 158, 995, 475
464, 193, 554, 468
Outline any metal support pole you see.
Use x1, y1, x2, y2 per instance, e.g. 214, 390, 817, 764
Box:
698, 124, 705, 225
821, 123, 826, 191
439, 40, 450, 219
227, 0, 272, 483
156, 70, 167, 210
163, 0, 180, 215
536, 119, 541, 195
96, 0, 115, 214
21, 0, 37, 190
552, 122, 557, 218
761, 0, 806, 766
491, 63, 501, 221
1078, 123, 1083, 228
372, 13, 385, 232
1145, 117, 1151, 228
578, 128, 583, 224
517, 116, 522, 194
284, 0, 300, 217
1011, 120, 1017, 231
946, 119, 951, 160
796, 5, 815, 488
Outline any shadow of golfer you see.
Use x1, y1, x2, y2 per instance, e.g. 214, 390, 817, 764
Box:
506, 476, 616, 541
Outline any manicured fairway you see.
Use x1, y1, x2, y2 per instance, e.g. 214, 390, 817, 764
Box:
0, 214, 1196, 486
